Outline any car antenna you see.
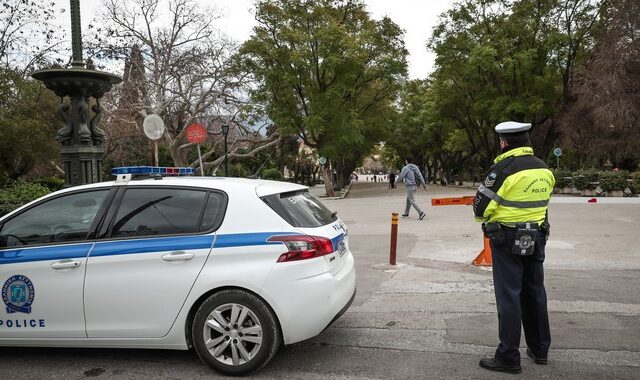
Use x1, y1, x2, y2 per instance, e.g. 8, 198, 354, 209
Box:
248, 149, 276, 179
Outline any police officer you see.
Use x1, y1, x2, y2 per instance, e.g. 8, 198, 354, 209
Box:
473, 121, 555, 374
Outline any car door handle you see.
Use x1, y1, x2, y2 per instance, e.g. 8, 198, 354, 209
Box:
161, 251, 195, 262
50, 260, 81, 270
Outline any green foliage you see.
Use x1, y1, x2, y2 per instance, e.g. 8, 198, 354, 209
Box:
0, 68, 60, 186
631, 172, 640, 193
0, 182, 50, 216
37, 177, 65, 191
230, 163, 251, 178
599, 171, 628, 192
425, 0, 602, 173
241, 0, 408, 185
262, 168, 283, 180
573, 169, 600, 190
553, 169, 572, 188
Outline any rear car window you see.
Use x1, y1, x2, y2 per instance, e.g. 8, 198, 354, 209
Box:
261, 190, 337, 228
111, 188, 221, 238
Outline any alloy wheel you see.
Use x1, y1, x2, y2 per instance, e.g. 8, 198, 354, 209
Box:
202, 303, 263, 366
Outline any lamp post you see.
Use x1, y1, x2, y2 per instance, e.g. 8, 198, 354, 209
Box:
222, 124, 229, 177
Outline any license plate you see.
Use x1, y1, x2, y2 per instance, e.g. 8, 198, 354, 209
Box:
338, 240, 347, 257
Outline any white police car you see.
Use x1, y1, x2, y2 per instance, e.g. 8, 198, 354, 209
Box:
0, 167, 356, 376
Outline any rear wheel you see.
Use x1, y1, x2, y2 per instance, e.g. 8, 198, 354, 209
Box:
191, 289, 281, 376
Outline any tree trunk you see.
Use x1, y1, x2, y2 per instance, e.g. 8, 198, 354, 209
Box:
169, 142, 185, 167
321, 165, 335, 197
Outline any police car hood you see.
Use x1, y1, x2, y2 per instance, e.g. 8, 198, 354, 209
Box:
255, 180, 308, 197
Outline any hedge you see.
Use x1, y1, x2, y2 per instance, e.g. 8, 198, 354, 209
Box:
599, 171, 628, 192
573, 169, 600, 190
0, 182, 51, 216
552, 170, 637, 194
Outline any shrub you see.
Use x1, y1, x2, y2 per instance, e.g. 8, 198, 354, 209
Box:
262, 168, 283, 180
37, 176, 65, 191
553, 169, 572, 188
599, 171, 628, 192
0, 182, 50, 216
573, 169, 600, 190
230, 163, 251, 178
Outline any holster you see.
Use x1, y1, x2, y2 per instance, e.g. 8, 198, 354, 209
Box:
482, 222, 505, 246
541, 221, 551, 240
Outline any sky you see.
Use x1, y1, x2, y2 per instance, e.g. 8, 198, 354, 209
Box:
52, 0, 456, 79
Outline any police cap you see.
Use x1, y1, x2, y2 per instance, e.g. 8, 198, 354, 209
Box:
495, 121, 531, 135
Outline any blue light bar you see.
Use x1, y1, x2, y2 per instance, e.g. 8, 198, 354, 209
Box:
111, 166, 195, 176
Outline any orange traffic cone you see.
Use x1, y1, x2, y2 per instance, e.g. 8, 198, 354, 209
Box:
472, 237, 492, 266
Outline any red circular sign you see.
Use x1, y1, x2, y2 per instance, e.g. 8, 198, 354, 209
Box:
185, 123, 207, 144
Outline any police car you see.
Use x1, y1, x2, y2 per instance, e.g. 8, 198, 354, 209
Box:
0, 167, 356, 376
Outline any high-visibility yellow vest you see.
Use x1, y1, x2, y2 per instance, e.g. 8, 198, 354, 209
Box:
473, 147, 555, 225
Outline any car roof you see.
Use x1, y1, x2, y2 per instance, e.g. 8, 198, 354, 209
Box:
47, 176, 308, 198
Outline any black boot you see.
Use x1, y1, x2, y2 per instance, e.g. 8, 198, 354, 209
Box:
526, 348, 548, 365
479, 357, 522, 374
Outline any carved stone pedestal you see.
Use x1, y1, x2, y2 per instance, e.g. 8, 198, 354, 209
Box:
60, 145, 105, 186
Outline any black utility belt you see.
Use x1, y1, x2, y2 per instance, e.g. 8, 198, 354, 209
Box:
483, 222, 540, 256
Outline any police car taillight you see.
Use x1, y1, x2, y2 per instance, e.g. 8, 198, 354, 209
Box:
267, 235, 334, 262
111, 166, 195, 176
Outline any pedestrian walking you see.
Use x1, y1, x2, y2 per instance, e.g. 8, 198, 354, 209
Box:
473, 121, 555, 374
395, 156, 426, 220
389, 172, 396, 189
373, 174, 377, 183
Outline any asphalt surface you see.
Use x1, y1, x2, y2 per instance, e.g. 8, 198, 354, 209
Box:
1, 182, 639, 379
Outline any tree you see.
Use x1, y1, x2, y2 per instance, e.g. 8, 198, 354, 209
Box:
558, 0, 640, 169
426, 0, 603, 174
385, 80, 477, 184
102, 45, 150, 170
0, 0, 65, 73
0, 68, 59, 185
240, 0, 408, 196
0, 1, 67, 185
91, 0, 277, 173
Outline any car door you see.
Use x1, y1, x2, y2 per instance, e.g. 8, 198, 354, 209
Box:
84, 186, 227, 338
0, 189, 112, 338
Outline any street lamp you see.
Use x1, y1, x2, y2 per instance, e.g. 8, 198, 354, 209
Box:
221, 124, 229, 177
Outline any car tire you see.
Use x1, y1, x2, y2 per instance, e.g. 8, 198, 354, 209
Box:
191, 289, 281, 376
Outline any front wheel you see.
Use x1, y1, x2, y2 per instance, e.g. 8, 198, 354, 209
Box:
191, 289, 281, 376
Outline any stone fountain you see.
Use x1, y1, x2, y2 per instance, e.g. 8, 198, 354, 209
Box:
32, 0, 121, 186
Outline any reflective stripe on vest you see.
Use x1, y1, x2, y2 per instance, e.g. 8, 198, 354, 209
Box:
477, 184, 550, 208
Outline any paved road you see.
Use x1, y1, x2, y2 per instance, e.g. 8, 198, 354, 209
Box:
1, 182, 639, 379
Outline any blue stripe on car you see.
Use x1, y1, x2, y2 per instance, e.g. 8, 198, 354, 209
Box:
0, 243, 93, 265
331, 233, 345, 251
91, 235, 215, 257
214, 232, 299, 248
0, 232, 300, 264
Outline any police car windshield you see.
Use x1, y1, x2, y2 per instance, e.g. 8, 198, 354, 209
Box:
261, 190, 337, 228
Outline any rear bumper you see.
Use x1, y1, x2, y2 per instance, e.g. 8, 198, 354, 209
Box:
260, 251, 356, 345
322, 286, 356, 333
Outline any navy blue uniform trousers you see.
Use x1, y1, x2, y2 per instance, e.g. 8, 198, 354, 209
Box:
490, 228, 551, 365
